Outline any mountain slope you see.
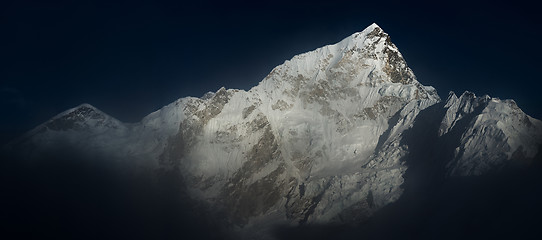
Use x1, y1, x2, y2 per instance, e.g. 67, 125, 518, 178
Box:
440, 91, 542, 176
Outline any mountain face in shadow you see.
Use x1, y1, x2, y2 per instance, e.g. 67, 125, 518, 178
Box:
274, 163, 542, 240
0, 150, 229, 240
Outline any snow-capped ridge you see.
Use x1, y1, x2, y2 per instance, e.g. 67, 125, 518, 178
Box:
436, 90, 542, 175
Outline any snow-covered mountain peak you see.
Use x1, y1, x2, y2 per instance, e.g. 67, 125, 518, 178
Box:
7, 23, 542, 239
66, 103, 104, 117
56, 103, 104, 119
337, 22, 388, 49
41, 103, 120, 131
367, 22, 381, 30
254, 23, 439, 114
5, 103, 126, 148
4, 102, 128, 158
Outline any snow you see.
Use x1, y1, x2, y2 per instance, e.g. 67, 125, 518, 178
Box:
442, 91, 542, 176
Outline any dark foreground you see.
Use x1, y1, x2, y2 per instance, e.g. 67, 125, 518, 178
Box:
1, 149, 541, 240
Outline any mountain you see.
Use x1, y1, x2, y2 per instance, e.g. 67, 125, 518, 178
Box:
3, 23, 542, 239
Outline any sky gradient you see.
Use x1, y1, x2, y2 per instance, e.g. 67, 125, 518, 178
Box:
1, 0, 541, 145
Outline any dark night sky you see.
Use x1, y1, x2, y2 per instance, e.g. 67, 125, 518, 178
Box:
1, 0, 541, 145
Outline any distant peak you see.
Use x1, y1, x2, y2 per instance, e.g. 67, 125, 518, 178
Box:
74, 103, 98, 111
39, 103, 120, 132
66, 103, 103, 116
52, 103, 109, 123
459, 91, 476, 99
446, 91, 458, 100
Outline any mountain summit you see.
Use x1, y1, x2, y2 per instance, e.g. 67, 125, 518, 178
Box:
5, 24, 542, 239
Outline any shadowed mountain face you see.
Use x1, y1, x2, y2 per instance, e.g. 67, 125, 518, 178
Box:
0, 151, 227, 240
2, 24, 542, 239
275, 163, 542, 240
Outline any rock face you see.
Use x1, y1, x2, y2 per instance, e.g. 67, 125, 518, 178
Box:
6, 23, 542, 239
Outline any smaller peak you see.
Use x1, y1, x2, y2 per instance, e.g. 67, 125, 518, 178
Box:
444, 91, 459, 107
35, 103, 112, 132
65, 103, 104, 116
49, 103, 113, 124
446, 91, 458, 100
481, 94, 492, 101
74, 103, 98, 111
459, 91, 476, 99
